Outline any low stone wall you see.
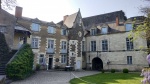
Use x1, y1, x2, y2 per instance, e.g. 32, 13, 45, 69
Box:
0, 75, 6, 84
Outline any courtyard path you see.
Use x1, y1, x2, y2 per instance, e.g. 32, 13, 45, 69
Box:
11, 70, 99, 84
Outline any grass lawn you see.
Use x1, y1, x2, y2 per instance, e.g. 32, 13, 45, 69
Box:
70, 72, 143, 84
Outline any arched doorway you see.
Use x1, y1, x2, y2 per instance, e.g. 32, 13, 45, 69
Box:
92, 57, 103, 71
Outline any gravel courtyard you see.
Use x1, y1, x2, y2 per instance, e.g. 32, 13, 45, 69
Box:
11, 70, 99, 84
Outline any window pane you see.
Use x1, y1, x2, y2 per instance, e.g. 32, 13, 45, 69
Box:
32, 23, 39, 31
91, 41, 96, 51
61, 55, 66, 63
127, 56, 132, 64
126, 37, 134, 50
39, 54, 44, 64
48, 40, 54, 49
101, 27, 108, 34
102, 40, 108, 51
126, 24, 133, 31
32, 38, 38, 48
48, 26, 54, 34
91, 29, 97, 35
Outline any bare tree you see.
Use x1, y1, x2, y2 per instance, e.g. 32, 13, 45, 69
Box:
0, 0, 16, 10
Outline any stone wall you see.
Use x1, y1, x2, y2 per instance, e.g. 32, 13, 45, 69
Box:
0, 75, 6, 84
85, 32, 148, 71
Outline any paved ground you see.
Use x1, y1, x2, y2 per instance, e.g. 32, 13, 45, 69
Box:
11, 70, 99, 84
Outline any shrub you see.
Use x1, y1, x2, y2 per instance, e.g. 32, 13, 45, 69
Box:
6, 44, 34, 80
36, 64, 40, 71
0, 32, 9, 60
101, 69, 105, 73
111, 69, 116, 73
123, 68, 129, 73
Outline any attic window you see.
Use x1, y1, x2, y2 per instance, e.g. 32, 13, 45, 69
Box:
125, 24, 133, 31
48, 26, 55, 34
31, 23, 40, 32
101, 27, 108, 34
61, 28, 67, 35
90, 29, 97, 35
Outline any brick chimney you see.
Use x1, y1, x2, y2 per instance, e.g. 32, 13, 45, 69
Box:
15, 6, 23, 18
116, 16, 119, 26
63, 15, 68, 22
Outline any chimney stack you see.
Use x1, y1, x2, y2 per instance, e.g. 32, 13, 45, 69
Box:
116, 16, 119, 26
63, 15, 68, 22
15, 6, 23, 18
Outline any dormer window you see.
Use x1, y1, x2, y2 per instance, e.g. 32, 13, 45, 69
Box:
101, 27, 108, 34
61, 28, 67, 35
31, 23, 40, 32
90, 29, 97, 35
48, 26, 55, 34
125, 24, 133, 31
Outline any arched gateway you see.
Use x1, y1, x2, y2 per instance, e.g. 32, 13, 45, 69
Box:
92, 57, 103, 71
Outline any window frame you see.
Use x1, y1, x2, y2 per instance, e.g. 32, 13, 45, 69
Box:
101, 27, 108, 34
125, 23, 133, 31
82, 41, 85, 51
102, 40, 108, 51
91, 41, 96, 51
48, 26, 55, 34
48, 40, 54, 49
31, 23, 40, 32
61, 28, 67, 35
91, 29, 97, 35
127, 56, 132, 64
61, 41, 67, 50
126, 37, 134, 50
61, 54, 67, 63
39, 54, 44, 64
31, 38, 38, 48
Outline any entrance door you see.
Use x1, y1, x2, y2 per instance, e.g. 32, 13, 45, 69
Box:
49, 58, 53, 69
92, 57, 103, 71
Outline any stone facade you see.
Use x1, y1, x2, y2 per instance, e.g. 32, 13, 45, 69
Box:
0, 6, 148, 71
85, 32, 148, 71
0, 9, 16, 48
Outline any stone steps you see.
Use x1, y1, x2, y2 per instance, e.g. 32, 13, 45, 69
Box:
0, 50, 17, 75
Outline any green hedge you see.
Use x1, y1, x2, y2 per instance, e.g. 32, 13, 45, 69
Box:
6, 44, 34, 80
0, 32, 9, 59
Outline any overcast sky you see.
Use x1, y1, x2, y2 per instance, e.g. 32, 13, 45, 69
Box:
7, 0, 148, 23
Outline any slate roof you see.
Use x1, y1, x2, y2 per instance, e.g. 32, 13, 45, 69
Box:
127, 16, 145, 21
82, 10, 127, 27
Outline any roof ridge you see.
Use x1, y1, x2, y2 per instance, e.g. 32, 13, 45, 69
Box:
83, 10, 123, 19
